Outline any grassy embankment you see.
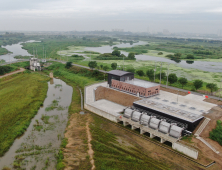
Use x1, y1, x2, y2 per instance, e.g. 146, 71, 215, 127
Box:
0, 72, 49, 157
90, 115, 170, 170
0, 61, 30, 76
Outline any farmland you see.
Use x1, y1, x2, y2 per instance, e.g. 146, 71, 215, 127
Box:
0, 72, 49, 156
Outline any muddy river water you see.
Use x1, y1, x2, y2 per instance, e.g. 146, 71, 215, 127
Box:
0, 78, 72, 169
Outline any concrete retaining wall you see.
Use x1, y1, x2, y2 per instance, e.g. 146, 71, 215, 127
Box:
172, 142, 198, 159
85, 104, 118, 123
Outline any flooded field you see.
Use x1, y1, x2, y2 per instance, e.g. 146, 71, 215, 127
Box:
0, 78, 72, 169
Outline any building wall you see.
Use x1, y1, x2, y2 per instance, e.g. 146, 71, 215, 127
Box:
95, 86, 140, 107
172, 142, 198, 159
111, 79, 160, 97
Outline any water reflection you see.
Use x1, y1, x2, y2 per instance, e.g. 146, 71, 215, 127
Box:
186, 60, 194, 64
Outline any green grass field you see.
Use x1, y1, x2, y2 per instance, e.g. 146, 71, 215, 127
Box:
0, 72, 49, 156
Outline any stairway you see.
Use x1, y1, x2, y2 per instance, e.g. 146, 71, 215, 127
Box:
195, 118, 210, 136
196, 136, 219, 154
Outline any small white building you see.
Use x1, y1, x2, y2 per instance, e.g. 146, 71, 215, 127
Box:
30, 58, 41, 71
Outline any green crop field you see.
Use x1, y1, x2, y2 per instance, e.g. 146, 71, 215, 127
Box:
0, 72, 49, 156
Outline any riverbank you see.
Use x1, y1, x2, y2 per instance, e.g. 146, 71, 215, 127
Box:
0, 72, 50, 157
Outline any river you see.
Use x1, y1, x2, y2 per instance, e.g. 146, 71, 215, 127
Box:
0, 40, 39, 62
0, 78, 73, 169
85, 41, 222, 72
1, 40, 222, 72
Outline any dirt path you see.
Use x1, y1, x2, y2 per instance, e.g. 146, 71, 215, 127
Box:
0, 68, 25, 79
86, 121, 95, 170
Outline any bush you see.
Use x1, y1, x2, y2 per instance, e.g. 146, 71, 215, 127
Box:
146, 69, 154, 81
136, 70, 144, 76
88, 61, 97, 70
158, 52, 163, 55
168, 73, 177, 84
127, 68, 135, 73
155, 72, 166, 80
210, 120, 222, 146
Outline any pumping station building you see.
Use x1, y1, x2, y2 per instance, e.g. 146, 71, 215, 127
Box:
84, 70, 216, 159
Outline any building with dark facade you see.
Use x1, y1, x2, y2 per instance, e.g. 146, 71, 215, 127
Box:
107, 70, 160, 97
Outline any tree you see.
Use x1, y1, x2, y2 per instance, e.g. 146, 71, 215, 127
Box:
193, 79, 203, 91
111, 63, 117, 70
168, 73, 178, 84
88, 61, 97, 70
155, 72, 166, 80
120, 54, 126, 58
186, 54, 194, 59
174, 53, 182, 58
100, 65, 103, 69
146, 69, 154, 81
126, 68, 135, 73
128, 52, 135, 60
206, 83, 218, 94
136, 70, 145, 76
65, 62, 72, 69
178, 77, 188, 89
158, 52, 163, 55
103, 66, 109, 71
111, 50, 120, 57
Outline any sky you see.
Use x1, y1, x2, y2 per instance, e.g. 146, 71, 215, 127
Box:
0, 0, 222, 34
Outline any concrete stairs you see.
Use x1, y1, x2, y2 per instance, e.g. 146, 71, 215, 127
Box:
195, 118, 210, 136
196, 136, 219, 154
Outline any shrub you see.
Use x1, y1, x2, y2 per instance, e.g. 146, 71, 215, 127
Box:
136, 70, 144, 76
158, 52, 163, 55
126, 68, 135, 73
210, 120, 222, 146
146, 69, 154, 81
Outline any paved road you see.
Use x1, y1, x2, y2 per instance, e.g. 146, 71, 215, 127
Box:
2, 59, 221, 101
0, 68, 25, 79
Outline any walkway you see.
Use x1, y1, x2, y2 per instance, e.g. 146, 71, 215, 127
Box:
0, 68, 25, 79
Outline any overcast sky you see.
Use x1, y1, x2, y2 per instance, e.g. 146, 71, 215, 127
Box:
0, 0, 222, 34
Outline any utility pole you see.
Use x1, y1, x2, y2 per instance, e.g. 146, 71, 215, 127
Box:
159, 62, 162, 84
123, 55, 124, 71
166, 64, 169, 88
43, 46, 44, 59
154, 62, 156, 82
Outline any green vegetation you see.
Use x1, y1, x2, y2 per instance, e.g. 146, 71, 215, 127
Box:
116, 36, 222, 60
22, 35, 114, 61
88, 61, 97, 70
136, 70, 145, 76
0, 66, 16, 75
111, 62, 117, 70
168, 73, 178, 84
193, 79, 203, 91
0, 72, 49, 156
206, 83, 218, 94
90, 115, 169, 170
95, 50, 136, 60
178, 77, 188, 89
210, 120, 222, 146
65, 61, 72, 69
0, 47, 9, 55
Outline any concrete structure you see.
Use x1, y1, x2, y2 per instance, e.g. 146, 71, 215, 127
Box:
132, 91, 216, 132
107, 70, 160, 97
172, 142, 198, 159
49, 72, 53, 79
84, 82, 200, 159
30, 58, 41, 71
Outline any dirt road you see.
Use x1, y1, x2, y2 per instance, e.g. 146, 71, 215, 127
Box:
0, 68, 25, 79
